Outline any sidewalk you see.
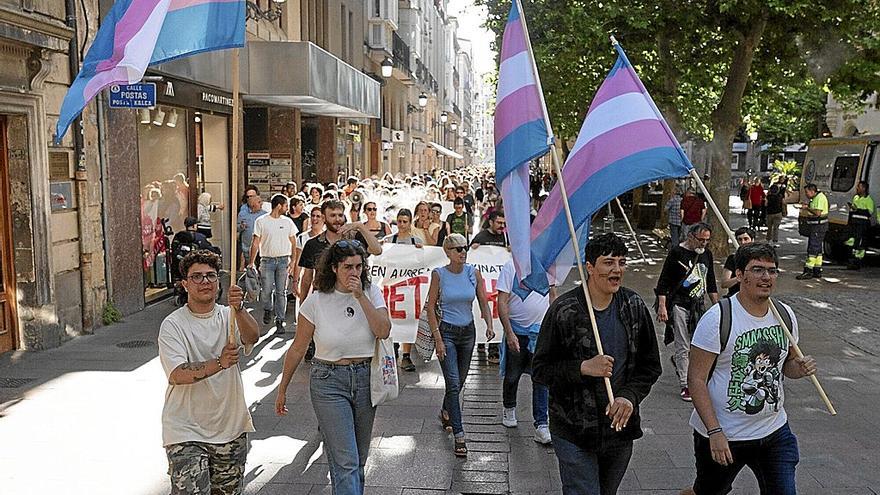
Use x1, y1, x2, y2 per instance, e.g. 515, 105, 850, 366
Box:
0, 207, 879, 494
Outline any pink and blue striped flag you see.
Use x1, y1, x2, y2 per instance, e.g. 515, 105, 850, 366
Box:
494, 0, 553, 285
55, 0, 245, 144
522, 42, 693, 293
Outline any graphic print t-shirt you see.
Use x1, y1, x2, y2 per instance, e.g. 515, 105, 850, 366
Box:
689, 295, 798, 441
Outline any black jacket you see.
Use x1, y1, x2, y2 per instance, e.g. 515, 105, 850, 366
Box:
532, 286, 662, 451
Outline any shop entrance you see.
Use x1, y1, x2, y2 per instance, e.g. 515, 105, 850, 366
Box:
0, 116, 18, 353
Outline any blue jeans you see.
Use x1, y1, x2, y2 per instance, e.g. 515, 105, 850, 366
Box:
309, 361, 376, 495
693, 422, 799, 495
669, 223, 682, 249
438, 321, 476, 436
553, 434, 633, 495
260, 256, 289, 322
502, 333, 548, 427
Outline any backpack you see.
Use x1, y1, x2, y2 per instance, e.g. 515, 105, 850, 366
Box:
709, 297, 793, 380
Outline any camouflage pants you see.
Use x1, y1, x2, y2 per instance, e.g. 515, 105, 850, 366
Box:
166, 433, 247, 495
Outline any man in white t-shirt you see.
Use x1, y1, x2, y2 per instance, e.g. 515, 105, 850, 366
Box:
158, 250, 260, 495
496, 259, 556, 444
249, 194, 298, 335
683, 243, 818, 495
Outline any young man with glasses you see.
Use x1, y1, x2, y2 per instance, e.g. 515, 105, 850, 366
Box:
656, 223, 719, 402
681, 243, 817, 495
158, 250, 260, 494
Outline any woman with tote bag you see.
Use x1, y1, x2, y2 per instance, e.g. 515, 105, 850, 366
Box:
275, 239, 391, 495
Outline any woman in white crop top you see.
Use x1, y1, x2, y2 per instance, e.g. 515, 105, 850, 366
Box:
275, 239, 391, 495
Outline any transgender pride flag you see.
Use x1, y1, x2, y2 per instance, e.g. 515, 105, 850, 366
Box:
55, 0, 245, 143
524, 42, 693, 293
494, 0, 552, 284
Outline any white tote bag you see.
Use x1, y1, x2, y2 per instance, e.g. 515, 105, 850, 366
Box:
371, 337, 399, 406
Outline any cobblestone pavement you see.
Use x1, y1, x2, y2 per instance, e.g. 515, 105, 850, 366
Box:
0, 207, 879, 494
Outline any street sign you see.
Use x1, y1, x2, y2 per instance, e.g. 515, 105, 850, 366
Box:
108, 83, 157, 108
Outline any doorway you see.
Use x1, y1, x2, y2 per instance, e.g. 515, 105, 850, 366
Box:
0, 116, 18, 353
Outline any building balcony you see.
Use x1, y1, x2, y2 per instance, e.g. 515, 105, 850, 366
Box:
391, 32, 414, 84
369, 0, 399, 29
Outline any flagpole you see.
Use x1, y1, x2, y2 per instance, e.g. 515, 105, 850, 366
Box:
515, 0, 554, 143
689, 171, 836, 415
550, 143, 615, 404
614, 197, 647, 263
228, 47, 241, 345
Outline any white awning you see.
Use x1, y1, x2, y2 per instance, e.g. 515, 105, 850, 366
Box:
429, 141, 464, 160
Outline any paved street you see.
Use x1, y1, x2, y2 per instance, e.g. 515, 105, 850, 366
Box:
1, 207, 879, 494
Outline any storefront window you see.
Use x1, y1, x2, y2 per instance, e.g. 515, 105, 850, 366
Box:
138, 105, 189, 293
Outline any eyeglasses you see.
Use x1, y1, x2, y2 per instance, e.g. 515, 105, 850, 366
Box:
188, 272, 219, 284
365, 207, 377, 212
450, 246, 468, 253
336, 239, 363, 249
691, 234, 711, 244
746, 266, 780, 277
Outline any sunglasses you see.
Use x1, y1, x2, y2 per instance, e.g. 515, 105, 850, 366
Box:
336, 239, 363, 249
449, 246, 468, 253
431, 209, 442, 214
365, 207, 377, 212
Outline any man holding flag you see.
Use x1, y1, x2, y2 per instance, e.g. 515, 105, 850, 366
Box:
533, 234, 661, 494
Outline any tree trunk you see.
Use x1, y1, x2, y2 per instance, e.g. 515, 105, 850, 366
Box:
707, 14, 768, 257
655, 30, 687, 230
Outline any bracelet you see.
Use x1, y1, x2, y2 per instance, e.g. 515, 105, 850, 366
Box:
217, 357, 227, 370
707, 427, 723, 436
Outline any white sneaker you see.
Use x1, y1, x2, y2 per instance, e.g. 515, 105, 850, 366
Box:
502, 407, 517, 427
534, 425, 552, 445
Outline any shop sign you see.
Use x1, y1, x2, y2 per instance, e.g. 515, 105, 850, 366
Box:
201, 92, 234, 107
108, 83, 157, 108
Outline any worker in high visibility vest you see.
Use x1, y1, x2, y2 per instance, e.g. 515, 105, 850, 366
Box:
845, 180, 875, 270
797, 183, 829, 280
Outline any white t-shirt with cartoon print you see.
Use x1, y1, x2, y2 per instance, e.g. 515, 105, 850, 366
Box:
689, 294, 799, 441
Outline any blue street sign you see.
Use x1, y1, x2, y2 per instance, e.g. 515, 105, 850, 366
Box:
108, 83, 157, 108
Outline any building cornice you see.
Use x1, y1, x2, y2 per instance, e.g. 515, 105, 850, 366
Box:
0, 8, 74, 51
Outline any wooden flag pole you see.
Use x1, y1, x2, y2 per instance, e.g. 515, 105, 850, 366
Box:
614, 197, 647, 263
549, 143, 615, 404
689, 170, 836, 415
228, 47, 241, 345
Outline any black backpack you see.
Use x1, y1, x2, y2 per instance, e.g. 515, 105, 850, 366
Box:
709, 297, 793, 380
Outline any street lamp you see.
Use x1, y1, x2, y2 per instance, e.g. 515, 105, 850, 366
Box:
418, 92, 428, 107
440, 112, 448, 124
381, 58, 393, 78
246, 0, 286, 22
450, 122, 458, 131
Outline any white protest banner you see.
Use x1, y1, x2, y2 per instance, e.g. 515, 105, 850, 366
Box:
369, 244, 510, 344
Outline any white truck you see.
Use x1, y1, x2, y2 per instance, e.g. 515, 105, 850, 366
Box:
800, 135, 880, 260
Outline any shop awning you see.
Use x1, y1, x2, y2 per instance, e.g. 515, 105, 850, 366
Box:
243, 41, 380, 119
429, 141, 464, 160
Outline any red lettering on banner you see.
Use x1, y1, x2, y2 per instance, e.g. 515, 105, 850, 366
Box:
485, 279, 499, 318
409, 275, 429, 319
386, 280, 408, 319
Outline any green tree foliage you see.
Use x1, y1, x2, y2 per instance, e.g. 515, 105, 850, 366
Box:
477, 0, 880, 252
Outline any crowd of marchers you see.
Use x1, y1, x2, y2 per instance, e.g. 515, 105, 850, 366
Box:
156, 168, 824, 495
